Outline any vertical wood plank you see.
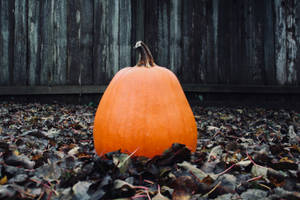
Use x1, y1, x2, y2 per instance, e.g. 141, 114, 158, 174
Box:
217, 0, 232, 84
53, 0, 67, 85
295, 0, 300, 85
285, 0, 297, 84
13, 0, 27, 85
0, 0, 11, 85
28, 0, 41, 86
169, 0, 182, 74
119, 0, 132, 69
93, 0, 106, 85
157, 1, 169, 68
264, 0, 276, 85
274, 0, 287, 85
181, 1, 193, 83
252, 0, 266, 85
135, 0, 144, 41
242, 0, 265, 85
144, 0, 159, 63
79, 0, 93, 85
229, 1, 243, 84
196, 0, 209, 84
130, 0, 144, 65
40, 0, 54, 85
210, 0, 219, 83
67, 0, 81, 85
106, 1, 119, 77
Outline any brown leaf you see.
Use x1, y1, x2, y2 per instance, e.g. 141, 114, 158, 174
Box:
172, 176, 197, 200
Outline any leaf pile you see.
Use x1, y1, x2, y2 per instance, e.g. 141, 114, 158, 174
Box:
0, 103, 299, 200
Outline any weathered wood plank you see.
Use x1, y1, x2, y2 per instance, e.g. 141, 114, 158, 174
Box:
264, 0, 276, 85
130, 0, 144, 65
156, 1, 169, 68
209, 0, 219, 84
193, 0, 208, 84
93, 0, 107, 84
93, 0, 120, 82
216, 0, 232, 84
28, 0, 41, 86
229, 0, 243, 84
169, 0, 182, 74
40, 0, 54, 85
274, 0, 287, 85
144, 0, 159, 64
0, 0, 11, 85
67, 0, 81, 85
285, 0, 297, 84
79, 0, 93, 85
53, 0, 67, 85
296, 0, 300, 85
1, 0, 300, 89
181, 1, 195, 83
13, 0, 27, 85
106, 1, 119, 76
252, 0, 266, 85
119, 0, 132, 69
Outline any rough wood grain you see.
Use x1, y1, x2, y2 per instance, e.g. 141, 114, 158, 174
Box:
0, 0, 300, 91
13, 0, 27, 85
53, 0, 67, 85
264, 0, 276, 85
169, 0, 182, 74
0, 0, 11, 85
67, 0, 81, 85
119, 0, 132, 69
40, 0, 54, 85
296, 0, 300, 85
93, 0, 107, 84
28, 0, 41, 86
79, 0, 93, 85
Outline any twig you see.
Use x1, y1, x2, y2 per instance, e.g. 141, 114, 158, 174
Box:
29, 178, 58, 196
247, 175, 263, 182
258, 183, 272, 191
123, 148, 139, 164
146, 190, 151, 200
213, 131, 221, 138
131, 185, 151, 200
12, 184, 36, 199
46, 190, 53, 200
144, 179, 155, 185
216, 163, 236, 176
37, 190, 45, 200
246, 151, 257, 165
246, 151, 266, 168
132, 185, 150, 191
203, 181, 221, 198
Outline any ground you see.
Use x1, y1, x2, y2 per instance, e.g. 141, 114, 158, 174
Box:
0, 102, 299, 199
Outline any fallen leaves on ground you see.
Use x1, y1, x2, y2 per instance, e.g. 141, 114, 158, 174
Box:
0, 103, 299, 199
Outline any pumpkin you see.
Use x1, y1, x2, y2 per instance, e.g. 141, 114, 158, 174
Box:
93, 41, 197, 158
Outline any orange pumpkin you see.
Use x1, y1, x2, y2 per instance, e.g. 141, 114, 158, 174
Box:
93, 41, 197, 158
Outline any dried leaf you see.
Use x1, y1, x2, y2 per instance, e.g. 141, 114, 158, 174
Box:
0, 176, 7, 185
177, 161, 217, 181
72, 181, 92, 200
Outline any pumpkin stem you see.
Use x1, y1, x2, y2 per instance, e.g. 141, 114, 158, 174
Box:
134, 41, 155, 67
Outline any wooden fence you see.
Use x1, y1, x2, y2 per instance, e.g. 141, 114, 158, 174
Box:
0, 0, 300, 95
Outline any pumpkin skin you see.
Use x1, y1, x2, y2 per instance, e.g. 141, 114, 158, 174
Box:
93, 42, 197, 158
